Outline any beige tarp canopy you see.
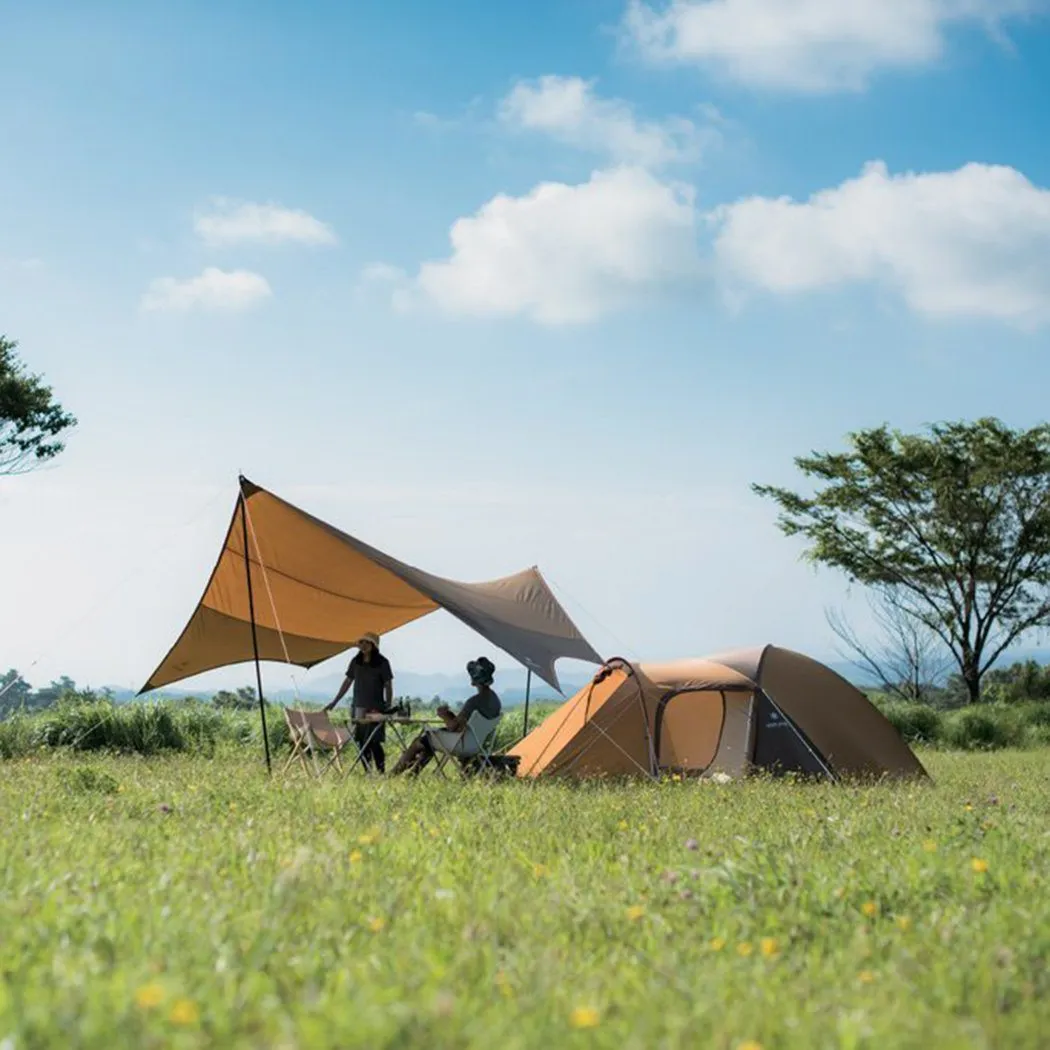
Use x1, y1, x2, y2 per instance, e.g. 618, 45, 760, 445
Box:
140, 477, 602, 693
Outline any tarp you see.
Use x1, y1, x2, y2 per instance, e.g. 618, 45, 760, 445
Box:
140, 477, 603, 694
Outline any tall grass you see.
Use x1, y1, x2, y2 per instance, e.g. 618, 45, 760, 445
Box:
3, 695, 1050, 761
2, 749, 1049, 1048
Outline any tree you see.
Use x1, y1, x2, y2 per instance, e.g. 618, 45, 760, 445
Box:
0, 669, 33, 717
213, 686, 257, 710
826, 592, 954, 704
979, 659, 1050, 704
0, 335, 76, 475
754, 419, 1050, 704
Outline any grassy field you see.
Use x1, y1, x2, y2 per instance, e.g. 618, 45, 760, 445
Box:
2, 748, 1049, 1049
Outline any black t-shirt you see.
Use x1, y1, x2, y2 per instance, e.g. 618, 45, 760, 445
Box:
346, 653, 393, 712
458, 686, 501, 723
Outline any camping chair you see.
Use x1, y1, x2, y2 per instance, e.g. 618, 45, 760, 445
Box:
282, 709, 353, 777
429, 711, 503, 779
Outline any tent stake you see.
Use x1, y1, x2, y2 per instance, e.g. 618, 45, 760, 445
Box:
240, 487, 272, 775
523, 668, 532, 737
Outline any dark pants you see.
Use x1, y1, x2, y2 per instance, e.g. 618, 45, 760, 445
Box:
353, 720, 385, 773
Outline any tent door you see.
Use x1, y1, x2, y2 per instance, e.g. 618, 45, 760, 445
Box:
750, 690, 829, 777
655, 689, 727, 774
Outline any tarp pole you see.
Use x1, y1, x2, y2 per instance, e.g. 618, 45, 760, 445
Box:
240, 486, 272, 775
523, 668, 532, 737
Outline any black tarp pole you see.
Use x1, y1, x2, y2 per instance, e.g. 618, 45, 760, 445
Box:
522, 668, 532, 738
239, 480, 271, 775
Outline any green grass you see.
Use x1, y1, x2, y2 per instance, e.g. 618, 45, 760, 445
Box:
2, 749, 1050, 1048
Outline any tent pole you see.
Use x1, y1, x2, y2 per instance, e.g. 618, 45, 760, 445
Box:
240, 488, 272, 775
522, 669, 532, 737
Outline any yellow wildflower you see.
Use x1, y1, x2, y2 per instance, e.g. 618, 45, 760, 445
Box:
760, 938, 779, 958
896, 916, 912, 932
709, 937, 726, 952
358, 830, 378, 845
737, 941, 753, 957
368, 916, 386, 933
349, 850, 363, 864
861, 900, 878, 918
618, 820, 629, 831
737, 1042, 764, 1050
135, 982, 165, 1009
532, 863, 549, 878
569, 1006, 600, 1029
858, 970, 876, 984
169, 999, 199, 1025
971, 858, 989, 874
923, 840, 937, 853
626, 905, 645, 922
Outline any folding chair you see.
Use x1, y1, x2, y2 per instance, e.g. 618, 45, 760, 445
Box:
281, 709, 353, 777
429, 711, 503, 779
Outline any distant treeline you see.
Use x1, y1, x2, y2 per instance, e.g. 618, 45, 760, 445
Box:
0, 669, 452, 721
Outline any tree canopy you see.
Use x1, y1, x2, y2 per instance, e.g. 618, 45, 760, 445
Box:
0, 335, 76, 475
754, 418, 1050, 702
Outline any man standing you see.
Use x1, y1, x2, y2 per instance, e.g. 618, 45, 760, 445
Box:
325, 632, 393, 773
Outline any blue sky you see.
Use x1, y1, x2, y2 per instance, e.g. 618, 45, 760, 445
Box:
3, 0, 1050, 695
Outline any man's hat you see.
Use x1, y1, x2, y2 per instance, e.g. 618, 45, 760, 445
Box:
467, 656, 495, 686
357, 632, 381, 648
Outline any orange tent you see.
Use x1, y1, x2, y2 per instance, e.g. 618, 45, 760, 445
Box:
509, 646, 927, 781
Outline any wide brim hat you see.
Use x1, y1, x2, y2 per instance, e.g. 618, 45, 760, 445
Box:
357, 632, 381, 648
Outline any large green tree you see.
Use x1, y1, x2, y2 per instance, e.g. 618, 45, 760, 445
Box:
0, 335, 76, 475
754, 418, 1050, 703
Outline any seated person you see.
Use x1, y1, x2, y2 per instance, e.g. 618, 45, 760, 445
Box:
391, 656, 501, 775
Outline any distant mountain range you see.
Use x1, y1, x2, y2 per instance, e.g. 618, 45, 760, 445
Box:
106, 668, 587, 706
104, 645, 1050, 706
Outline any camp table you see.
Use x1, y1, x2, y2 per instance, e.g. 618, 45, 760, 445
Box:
345, 713, 445, 775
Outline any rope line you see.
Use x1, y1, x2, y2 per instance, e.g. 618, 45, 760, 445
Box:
242, 497, 301, 703
546, 574, 640, 661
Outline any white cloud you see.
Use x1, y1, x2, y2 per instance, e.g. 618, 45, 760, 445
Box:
397, 166, 701, 325
712, 160, 1050, 326
194, 199, 337, 247
498, 74, 719, 166
140, 268, 273, 312
624, 0, 1042, 92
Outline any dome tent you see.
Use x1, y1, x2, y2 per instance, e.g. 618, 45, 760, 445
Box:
508, 645, 927, 781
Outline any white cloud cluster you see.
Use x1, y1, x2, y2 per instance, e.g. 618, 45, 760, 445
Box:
379, 159, 1050, 327
194, 199, 337, 247
410, 167, 701, 324
499, 74, 718, 166
140, 267, 273, 313
623, 0, 1041, 92
365, 7, 1050, 329
143, 199, 336, 314
713, 161, 1050, 326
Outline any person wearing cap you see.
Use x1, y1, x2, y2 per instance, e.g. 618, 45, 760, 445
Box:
391, 656, 501, 775
324, 632, 394, 773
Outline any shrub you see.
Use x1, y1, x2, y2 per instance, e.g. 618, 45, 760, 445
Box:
943, 706, 1024, 751
881, 703, 944, 744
